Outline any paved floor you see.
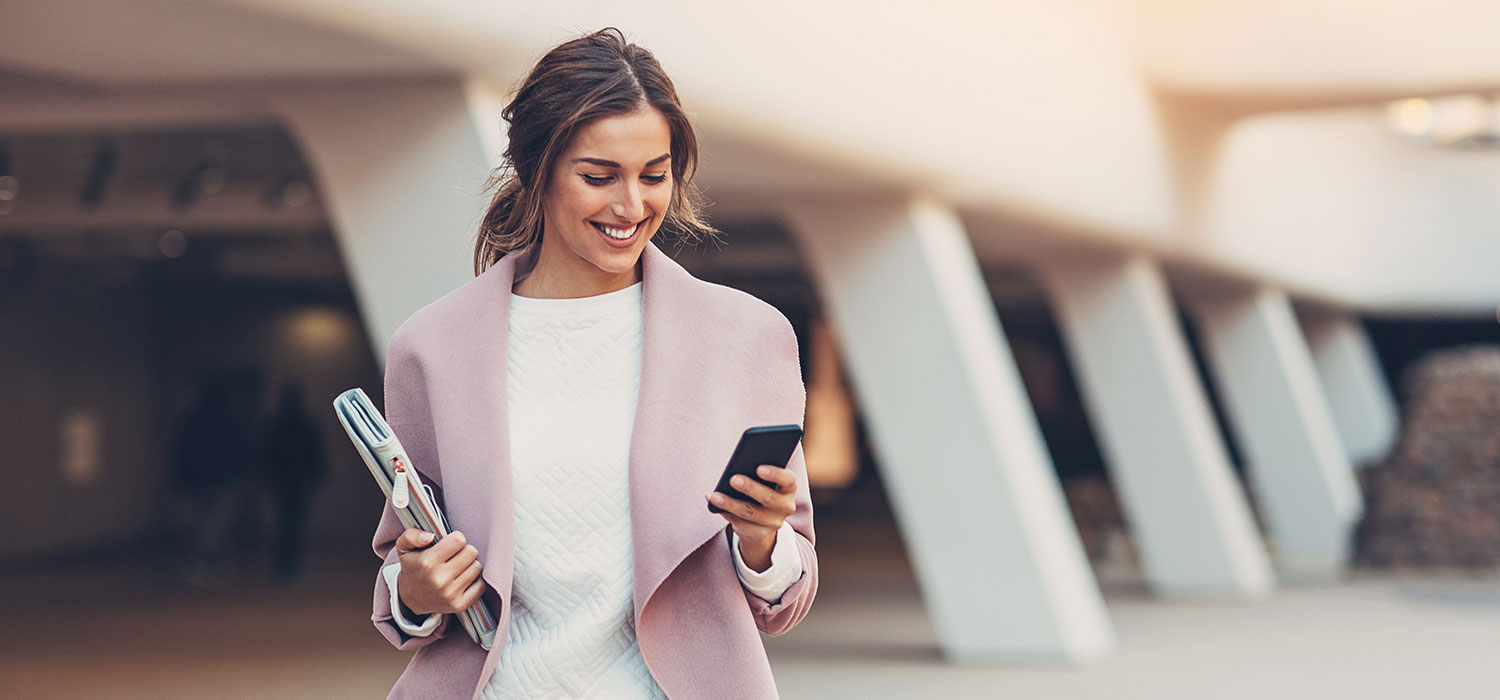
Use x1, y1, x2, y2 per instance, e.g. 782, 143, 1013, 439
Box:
765, 573, 1500, 699
4, 521, 1498, 699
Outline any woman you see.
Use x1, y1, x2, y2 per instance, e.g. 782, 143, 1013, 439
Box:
368, 28, 818, 700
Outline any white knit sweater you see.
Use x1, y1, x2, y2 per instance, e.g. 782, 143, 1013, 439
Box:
384, 280, 802, 698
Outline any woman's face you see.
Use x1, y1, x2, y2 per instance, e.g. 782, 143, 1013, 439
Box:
537, 106, 673, 290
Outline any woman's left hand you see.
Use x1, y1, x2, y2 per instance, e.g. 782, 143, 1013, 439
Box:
707, 465, 798, 572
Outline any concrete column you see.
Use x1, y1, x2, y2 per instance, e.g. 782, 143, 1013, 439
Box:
1039, 257, 1274, 599
1191, 288, 1362, 579
270, 76, 507, 363
782, 196, 1113, 665
1298, 311, 1399, 468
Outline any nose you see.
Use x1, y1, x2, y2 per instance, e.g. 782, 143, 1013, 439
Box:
611, 179, 646, 222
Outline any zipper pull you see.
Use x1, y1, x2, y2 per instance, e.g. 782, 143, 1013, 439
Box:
392, 457, 410, 509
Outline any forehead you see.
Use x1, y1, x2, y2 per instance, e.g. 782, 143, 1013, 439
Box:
565, 107, 671, 163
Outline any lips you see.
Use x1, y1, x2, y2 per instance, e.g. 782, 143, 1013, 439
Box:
591, 221, 638, 239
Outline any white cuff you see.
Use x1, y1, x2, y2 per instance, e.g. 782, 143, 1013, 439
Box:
383, 562, 442, 637
731, 521, 804, 604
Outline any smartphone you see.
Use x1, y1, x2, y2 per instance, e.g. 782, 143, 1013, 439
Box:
709, 424, 804, 514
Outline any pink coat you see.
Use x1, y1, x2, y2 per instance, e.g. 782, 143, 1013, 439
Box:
369, 241, 818, 699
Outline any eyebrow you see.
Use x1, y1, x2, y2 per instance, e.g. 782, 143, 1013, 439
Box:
572, 153, 672, 169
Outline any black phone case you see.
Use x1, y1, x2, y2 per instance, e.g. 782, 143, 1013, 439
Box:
709, 425, 804, 514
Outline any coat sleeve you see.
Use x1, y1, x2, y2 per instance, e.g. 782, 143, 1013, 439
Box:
742, 311, 818, 636
370, 326, 455, 650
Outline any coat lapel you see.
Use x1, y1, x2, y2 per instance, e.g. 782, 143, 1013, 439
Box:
454, 247, 536, 694
450, 251, 523, 609
628, 243, 737, 620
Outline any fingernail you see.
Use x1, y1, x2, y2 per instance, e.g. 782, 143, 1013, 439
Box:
420, 532, 435, 544
758, 466, 771, 476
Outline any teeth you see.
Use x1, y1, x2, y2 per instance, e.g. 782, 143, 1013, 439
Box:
597, 222, 638, 240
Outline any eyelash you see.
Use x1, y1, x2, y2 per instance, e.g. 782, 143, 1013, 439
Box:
582, 174, 669, 186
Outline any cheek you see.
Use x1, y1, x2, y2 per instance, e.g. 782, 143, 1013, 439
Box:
548, 182, 600, 222
647, 188, 673, 218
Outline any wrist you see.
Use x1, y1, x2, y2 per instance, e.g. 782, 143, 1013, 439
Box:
737, 533, 775, 573
397, 589, 432, 618
384, 562, 443, 637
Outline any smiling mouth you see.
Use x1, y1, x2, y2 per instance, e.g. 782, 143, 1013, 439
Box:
591, 219, 645, 240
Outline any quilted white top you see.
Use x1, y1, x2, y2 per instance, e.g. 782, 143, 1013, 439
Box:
484, 280, 662, 699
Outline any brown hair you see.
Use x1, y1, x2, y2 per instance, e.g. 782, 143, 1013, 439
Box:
472, 27, 716, 275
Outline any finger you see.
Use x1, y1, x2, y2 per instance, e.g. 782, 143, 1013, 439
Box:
710, 491, 783, 527
437, 544, 479, 580
443, 559, 483, 604
730, 474, 792, 512
455, 559, 483, 588
715, 508, 778, 543
395, 528, 437, 554
429, 530, 469, 560
455, 573, 487, 609
715, 507, 769, 530
756, 464, 798, 491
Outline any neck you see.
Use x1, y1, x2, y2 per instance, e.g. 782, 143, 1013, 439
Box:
512, 242, 643, 299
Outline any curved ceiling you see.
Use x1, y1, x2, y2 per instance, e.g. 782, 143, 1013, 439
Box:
3, 0, 1497, 313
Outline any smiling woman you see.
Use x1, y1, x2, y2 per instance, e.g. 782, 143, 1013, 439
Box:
517, 108, 675, 298
370, 27, 818, 700
472, 28, 715, 279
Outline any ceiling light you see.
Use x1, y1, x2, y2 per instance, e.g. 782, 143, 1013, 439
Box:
158, 229, 187, 259
1385, 98, 1432, 138
264, 176, 313, 209
1386, 93, 1500, 148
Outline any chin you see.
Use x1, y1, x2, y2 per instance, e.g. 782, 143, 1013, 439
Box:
590, 259, 637, 275
595, 236, 653, 268
589, 248, 645, 274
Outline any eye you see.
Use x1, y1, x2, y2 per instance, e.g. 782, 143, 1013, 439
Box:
642, 173, 669, 185
581, 174, 613, 186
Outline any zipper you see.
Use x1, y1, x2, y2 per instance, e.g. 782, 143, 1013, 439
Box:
392, 456, 410, 509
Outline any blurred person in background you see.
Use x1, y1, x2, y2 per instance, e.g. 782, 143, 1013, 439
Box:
258, 383, 326, 580
168, 368, 263, 585
366, 28, 818, 700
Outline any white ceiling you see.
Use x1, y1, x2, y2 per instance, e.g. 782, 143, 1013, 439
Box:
3, 0, 1499, 313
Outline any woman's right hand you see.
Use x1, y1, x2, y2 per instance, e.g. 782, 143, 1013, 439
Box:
394, 528, 485, 616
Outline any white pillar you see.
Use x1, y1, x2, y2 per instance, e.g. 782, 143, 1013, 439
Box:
1299, 311, 1399, 468
1191, 288, 1362, 579
782, 196, 1113, 664
270, 76, 507, 363
1039, 257, 1274, 599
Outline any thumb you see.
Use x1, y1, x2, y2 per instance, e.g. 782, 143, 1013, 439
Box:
396, 528, 436, 553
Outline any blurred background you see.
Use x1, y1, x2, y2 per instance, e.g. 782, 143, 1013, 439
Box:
2, 1, 1499, 698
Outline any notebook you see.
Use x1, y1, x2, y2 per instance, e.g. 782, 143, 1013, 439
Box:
333, 387, 497, 650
